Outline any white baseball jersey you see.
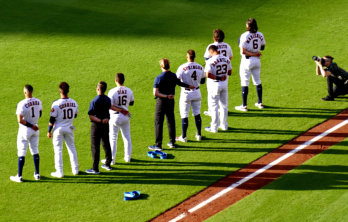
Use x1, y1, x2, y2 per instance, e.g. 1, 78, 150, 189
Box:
108, 86, 134, 162
50, 98, 79, 128
176, 61, 205, 118
16, 97, 42, 157
205, 54, 232, 82
239, 31, 266, 86
16, 97, 42, 126
204, 42, 233, 60
108, 86, 134, 114
205, 55, 232, 131
239, 31, 266, 59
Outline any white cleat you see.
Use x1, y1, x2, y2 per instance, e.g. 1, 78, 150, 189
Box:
101, 159, 115, 165
124, 158, 131, 163
219, 126, 228, 131
10, 175, 23, 183
255, 103, 264, 109
34, 173, 41, 181
195, 134, 202, 141
51, 172, 64, 178
235, 105, 248, 112
176, 135, 187, 142
205, 127, 217, 133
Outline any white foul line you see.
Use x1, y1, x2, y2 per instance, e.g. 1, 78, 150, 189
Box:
169, 118, 348, 222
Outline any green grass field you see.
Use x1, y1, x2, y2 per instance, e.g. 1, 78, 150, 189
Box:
0, 0, 347, 221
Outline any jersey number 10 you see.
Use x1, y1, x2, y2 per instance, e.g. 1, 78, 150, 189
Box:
63, 108, 73, 119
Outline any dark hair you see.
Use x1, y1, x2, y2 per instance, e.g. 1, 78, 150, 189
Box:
324, 55, 334, 62
246, 18, 258, 33
213, 29, 225, 42
59, 82, 70, 95
160, 58, 170, 70
97, 81, 107, 93
24, 84, 33, 93
116, 73, 125, 85
208, 45, 218, 52
187, 49, 196, 60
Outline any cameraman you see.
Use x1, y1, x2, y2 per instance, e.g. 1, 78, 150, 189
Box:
315, 55, 348, 101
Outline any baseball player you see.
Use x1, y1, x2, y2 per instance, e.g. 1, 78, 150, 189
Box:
205, 45, 232, 133
48, 82, 79, 178
175, 49, 205, 142
10, 85, 42, 182
106, 73, 134, 164
203, 29, 233, 116
235, 18, 266, 112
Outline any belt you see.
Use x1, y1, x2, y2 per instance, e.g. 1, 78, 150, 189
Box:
114, 112, 120, 114
185, 87, 199, 91
246, 56, 250, 59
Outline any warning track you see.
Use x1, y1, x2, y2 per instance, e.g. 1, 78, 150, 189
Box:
150, 109, 348, 222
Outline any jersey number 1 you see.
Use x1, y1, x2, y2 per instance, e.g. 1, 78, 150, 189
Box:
31, 107, 35, 117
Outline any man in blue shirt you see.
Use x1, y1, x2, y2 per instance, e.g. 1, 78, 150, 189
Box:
148, 58, 194, 150
86, 81, 112, 174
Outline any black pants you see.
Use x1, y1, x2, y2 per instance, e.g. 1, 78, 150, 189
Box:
327, 76, 348, 98
91, 122, 112, 171
155, 98, 175, 148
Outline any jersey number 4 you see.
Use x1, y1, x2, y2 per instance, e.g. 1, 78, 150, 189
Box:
191, 71, 197, 80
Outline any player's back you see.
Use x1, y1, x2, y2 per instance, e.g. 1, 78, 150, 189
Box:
177, 62, 204, 88
239, 31, 265, 53
108, 86, 134, 112
17, 97, 42, 126
204, 42, 233, 60
206, 54, 231, 77
51, 98, 78, 128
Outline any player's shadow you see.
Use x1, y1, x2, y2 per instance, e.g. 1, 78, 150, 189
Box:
228, 106, 343, 118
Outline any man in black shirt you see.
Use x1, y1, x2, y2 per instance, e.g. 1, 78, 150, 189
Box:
86, 81, 112, 174
316, 56, 348, 101
148, 58, 194, 151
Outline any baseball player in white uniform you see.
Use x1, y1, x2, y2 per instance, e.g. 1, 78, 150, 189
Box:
204, 29, 233, 116
10, 85, 42, 183
235, 18, 266, 112
107, 73, 134, 164
175, 49, 205, 142
48, 82, 79, 178
204, 45, 232, 133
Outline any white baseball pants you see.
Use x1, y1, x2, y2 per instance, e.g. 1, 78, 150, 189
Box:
240, 57, 261, 86
17, 126, 39, 157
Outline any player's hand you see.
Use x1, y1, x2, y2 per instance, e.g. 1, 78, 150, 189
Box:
168, 95, 175, 100
256, 52, 262, 57
121, 109, 129, 115
102, 118, 109, 124
47, 132, 52, 138
189, 85, 195, 89
32, 125, 39, 131
221, 75, 227, 81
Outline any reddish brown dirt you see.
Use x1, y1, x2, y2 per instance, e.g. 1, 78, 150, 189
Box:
151, 109, 348, 222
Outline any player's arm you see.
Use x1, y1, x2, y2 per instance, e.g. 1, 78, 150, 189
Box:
130, 101, 134, 106
17, 114, 39, 131
47, 116, 55, 138
206, 72, 226, 81
110, 105, 129, 115
200, 78, 206, 84
153, 88, 173, 99
261, 45, 265, 51
176, 78, 194, 89
241, 48, 261, 57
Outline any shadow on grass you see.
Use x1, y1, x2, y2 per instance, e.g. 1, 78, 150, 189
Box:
228, 106, 344, 118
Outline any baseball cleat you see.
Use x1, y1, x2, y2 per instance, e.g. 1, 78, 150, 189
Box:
235, 105, 248, 112
34, 173, 41, 181
85, 169, 100, 174
10, 175, 23, 183
195, 134, 202, 141
148, 145, 162, 151
101, 159, 116, 165
51, 172, 64, 178
205, 127, 217, 133
203, 111, 211, 116
167, 142, 175, 148
255, 103, 264, 109
72, 171, 79, 176
219, 126, 228, 131
321, 96, 334, 101
124, 157, 131, 163
175, 135, 187, 142
101, 164, 112, 171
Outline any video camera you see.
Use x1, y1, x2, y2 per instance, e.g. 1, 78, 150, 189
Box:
312, 56, 326, 66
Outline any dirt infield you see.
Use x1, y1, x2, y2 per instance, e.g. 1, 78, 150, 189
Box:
151, 109, 348, 222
